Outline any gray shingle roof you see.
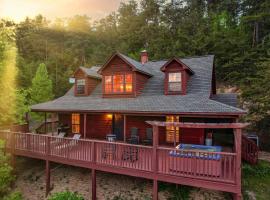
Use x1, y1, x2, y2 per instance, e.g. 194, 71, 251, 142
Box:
79, 66, 102, 79
31, 55, 245, 115
211, 93, 239, 108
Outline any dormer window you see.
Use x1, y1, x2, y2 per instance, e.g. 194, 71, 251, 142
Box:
104, 74, 133, 94
168, 72, 182, 92
161, 58, 194, 95
76, 79, 86, 95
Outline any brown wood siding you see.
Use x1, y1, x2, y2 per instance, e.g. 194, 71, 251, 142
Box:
101, 55, 132, 75
126, 116, 166, 144
74, 68, 100, 96
85, 114, 112, 139
135, 72, 149, 96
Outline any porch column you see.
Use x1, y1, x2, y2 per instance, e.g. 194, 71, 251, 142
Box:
91, 169, 96, 200
233, 128, 242, 200
124, 115, 127, 142
152, 125, 159, 200
45, 160, 51, 196
84, 113, 87, 139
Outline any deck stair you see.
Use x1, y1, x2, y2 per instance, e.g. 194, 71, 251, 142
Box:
242, 135, 259, 165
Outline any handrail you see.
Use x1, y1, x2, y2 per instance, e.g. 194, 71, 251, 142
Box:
242, 135, 258, 165
158, 146, 236, 156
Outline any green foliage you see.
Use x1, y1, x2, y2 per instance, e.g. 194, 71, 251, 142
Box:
159, 183, 192, 200
48, 191, 84, 200
15, 89, 30, 124
3, 191, 23, 200
30, 63, 53, 105
242, 161, 270, 200
0, 140, 15, 197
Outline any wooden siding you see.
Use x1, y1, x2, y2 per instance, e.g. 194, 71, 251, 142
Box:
74, 68, 100, 96
126, 116, 166, 143
135, 72, 149, 96
85, 114, 112, 139
164, 60, 189, 95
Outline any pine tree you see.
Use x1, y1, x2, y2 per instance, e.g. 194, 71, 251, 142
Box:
30, 63, 53, 105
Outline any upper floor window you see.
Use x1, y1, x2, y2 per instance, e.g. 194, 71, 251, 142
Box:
168, 72, 181, 92
76, 79, 86, 94
104, 74, 133, 94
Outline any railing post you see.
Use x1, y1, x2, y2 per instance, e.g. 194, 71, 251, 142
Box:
10, 131, 16, 168
233, 128, 242, 200
91, 141, 96, 163
152, 125, 159, 200
46, 136, 50, 156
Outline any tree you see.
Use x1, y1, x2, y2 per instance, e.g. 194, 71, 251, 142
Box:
30, 63, 53, 105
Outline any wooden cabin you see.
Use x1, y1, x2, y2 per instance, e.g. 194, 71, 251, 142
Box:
0, 51, 258, 200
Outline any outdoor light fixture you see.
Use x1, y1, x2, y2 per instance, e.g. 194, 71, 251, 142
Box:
106, 114, 113, 119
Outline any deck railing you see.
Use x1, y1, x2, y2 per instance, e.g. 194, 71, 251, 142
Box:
0, 131, 236, 184
242, 135, 258, 165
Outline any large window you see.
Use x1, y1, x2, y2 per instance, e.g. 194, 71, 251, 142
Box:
76, 79, 86, 94
72, 113, 80, 133
166, 116, 180, 143
104, 74, 133, 94
168, 72, 182, 92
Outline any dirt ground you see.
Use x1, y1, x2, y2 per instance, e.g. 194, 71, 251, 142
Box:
13, 157, 228, 200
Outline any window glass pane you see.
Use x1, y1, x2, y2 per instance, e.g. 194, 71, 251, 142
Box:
113, 75, 124, 93
168, 73, 181, 92
169, 73, 181, 82
166, 116, 180, 143
125, 74, 132, 92
105, 76, 112, 93
77, 79, 85, 94
169, 82, 181, 92
72, 114, 80, 133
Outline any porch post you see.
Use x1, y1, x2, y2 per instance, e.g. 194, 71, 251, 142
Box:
91, 169, 96, 200
45, 160, 51, 196
233, 128, 242, 200
124, 115, 127, 142
44, 112, 47, 134
152, 125, 159, 200
84, 113, 87, 139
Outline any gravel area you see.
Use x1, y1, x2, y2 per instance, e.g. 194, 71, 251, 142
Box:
13, 157, 228, 200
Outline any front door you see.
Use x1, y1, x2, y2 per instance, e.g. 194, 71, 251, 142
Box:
113, 114, 124, 140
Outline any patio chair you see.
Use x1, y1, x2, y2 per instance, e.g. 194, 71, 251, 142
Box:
127, 127, 139, 144
143, 128, 153, 145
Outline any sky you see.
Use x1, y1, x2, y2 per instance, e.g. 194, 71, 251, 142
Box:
0, 0, 128, 22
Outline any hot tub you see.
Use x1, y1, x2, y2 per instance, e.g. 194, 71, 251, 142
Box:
169, 144, 222, 177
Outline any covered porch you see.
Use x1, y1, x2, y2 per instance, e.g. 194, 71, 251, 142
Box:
39, 112, 237, 150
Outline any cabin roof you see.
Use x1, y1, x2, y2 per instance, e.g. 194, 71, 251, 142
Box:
77, 66, 102, 79
31, 54, 245, 115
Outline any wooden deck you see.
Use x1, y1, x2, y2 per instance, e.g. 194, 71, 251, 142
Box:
0, 130, 241, 199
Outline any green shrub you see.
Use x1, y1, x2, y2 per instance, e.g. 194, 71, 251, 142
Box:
243, 161, 270, 178
3, 191, 23, 200
48, 191, 84, 200
159, 183, 191, 200
0, 140, 15, 196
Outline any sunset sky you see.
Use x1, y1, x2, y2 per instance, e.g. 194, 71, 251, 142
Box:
0, 0, 128, 22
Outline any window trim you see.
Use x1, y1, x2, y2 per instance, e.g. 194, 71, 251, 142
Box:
104, 73, 133, 94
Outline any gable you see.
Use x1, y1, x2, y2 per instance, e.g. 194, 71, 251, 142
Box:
101, 54, 133, 75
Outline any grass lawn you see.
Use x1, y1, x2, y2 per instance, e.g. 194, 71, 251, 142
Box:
242, 160, 270, 200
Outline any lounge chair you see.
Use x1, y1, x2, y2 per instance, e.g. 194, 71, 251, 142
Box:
127, 127, 139, 144
143, 128, 153, 145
